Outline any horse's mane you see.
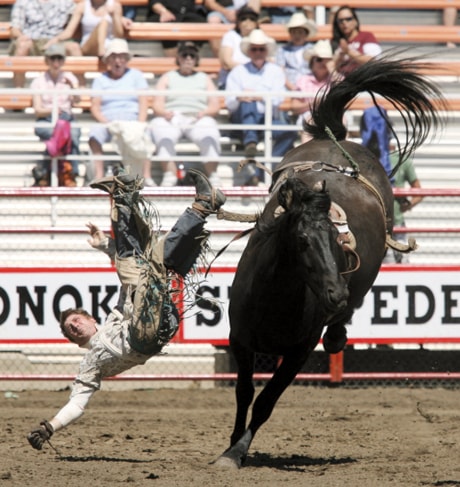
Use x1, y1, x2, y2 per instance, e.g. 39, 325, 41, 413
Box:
257, 179, 331, 235
254, 181, 333, 283
303, 53, 446, 174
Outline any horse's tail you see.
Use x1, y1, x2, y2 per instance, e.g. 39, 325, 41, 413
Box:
304, 54, 446, 172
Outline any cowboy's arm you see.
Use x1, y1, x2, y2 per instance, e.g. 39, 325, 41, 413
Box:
27, 386, 94, 450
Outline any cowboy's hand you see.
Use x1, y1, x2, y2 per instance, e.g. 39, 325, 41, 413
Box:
27, 420, 54, 450
86, 222, 108, 250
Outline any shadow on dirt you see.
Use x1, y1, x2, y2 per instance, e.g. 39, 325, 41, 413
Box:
245, 452, 356, 472
57, 455, 152, 463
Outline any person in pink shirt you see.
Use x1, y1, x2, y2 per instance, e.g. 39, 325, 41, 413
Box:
291, 40, 334, 143
30, 43, 81, 186
331, 6, 381, 77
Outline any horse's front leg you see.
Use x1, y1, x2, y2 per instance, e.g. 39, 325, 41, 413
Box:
214, 338, 255, 469
247, 346, 310, 438
216, 345, 311, 469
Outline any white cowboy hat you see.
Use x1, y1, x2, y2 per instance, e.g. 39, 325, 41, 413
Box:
303, 40, 334, 61
240, 29, 277, 57
103, 38, 131, 61
286, 12, 318, 39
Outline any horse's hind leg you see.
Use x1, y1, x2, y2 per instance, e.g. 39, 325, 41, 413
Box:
230, 340, 255, 446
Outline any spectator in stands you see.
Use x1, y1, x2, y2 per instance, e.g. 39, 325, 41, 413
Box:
225, 29, 297, 184
360, 105, 393, 181
275, 12, 317, 91
150, 42, 222, 187
331, 6, 381, 77
88, 38, 154, 183
45, 0, 131, 59
204, 0, 260, 56
291, 40, 334, 143
443, 8, 457, 48
9, 0, 80, 88
218, 6, 259, 89
30, 43, 81, 187
264, 6, 314, 24
147, 1, 207, 57
385, 149, 423, 264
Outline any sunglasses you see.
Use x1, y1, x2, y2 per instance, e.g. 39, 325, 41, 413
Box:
249, 47, 267, 53
180, 52, 197, 59
48, 55, 64, 61
338, 16, 355, 24
313, 57, 325, 62
239, 15, 257, 22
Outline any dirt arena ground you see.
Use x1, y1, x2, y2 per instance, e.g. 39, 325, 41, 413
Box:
2, 386, 460, 487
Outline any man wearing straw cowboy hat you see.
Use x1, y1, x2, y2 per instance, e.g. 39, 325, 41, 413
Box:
225, 29, 297, 184
275, 11, 318, 91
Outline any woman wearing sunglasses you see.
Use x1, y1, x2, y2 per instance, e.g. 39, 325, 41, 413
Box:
30, 43, 81, 187
150, 42, 222, 187
331, 5, 381, 77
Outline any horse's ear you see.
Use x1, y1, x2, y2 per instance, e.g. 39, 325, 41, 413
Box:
278, 180, 294, 210
313, 180, 326, 193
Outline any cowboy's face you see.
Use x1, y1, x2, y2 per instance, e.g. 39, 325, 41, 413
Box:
63, 313, 97, 345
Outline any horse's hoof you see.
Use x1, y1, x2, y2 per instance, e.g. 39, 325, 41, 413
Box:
212, 455, 241, 469
323, 324, 347, 354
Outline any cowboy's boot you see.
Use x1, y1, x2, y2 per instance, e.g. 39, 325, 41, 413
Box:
162, 170, 226, 277
90, 171, 147, 257
89, 172, 144, 195
189, 169, 226, 216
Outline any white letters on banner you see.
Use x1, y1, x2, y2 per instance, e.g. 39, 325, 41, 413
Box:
0, 267, 460, 343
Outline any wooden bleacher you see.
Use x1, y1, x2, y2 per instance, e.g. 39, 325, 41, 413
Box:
1, 54, 459, 77
0, 21, 460, 44
1, 0, 460, 7
0, 51, 459, 112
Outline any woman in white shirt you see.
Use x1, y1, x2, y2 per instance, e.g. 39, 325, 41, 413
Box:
45, 0, 130, 58
218, 6, 259, 88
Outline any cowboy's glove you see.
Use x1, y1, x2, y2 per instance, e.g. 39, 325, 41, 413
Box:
27, 420, 54, 450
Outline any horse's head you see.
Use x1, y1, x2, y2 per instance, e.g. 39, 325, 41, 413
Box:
278, 178, 349, 313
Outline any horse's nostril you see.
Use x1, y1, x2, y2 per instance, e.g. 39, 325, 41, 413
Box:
328, 288, 349, 308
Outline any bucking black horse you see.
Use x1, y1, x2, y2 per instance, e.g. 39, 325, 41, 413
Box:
215, 56, 445, 468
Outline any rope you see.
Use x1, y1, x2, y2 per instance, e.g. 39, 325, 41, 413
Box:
216, 208, 258, 223
325, 125, 360, 172
238, 158, 273, 177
